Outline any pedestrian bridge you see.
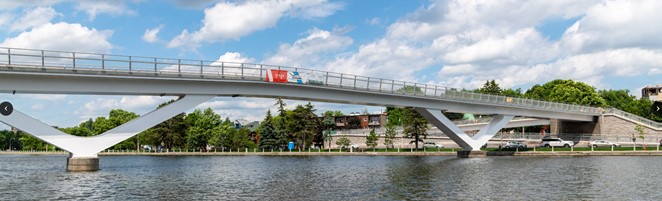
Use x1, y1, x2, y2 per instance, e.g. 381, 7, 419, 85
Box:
0, 47, 606, 171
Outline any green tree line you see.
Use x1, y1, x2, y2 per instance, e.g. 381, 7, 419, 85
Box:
475, 79, 661, 122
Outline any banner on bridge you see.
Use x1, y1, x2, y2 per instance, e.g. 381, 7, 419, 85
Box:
266, 69, 288, 83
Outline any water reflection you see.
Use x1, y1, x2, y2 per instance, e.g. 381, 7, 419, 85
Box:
1, 155, 661, 200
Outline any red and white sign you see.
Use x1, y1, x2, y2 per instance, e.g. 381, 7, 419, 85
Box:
266, 69, 288, 83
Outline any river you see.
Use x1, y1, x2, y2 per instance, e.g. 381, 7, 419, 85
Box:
0, 155, 660, 200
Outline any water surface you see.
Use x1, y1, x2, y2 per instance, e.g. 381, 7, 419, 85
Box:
0, 155, 660, 200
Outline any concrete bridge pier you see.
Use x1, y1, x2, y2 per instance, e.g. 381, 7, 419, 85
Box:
416, 108, 514, 158
67, 156, 99, 172
0, 95, 213, 172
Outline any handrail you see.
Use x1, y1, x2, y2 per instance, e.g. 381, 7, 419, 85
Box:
0, 46, 608, 116
603, 108, 662, 129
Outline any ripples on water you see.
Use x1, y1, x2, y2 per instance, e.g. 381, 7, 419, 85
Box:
0, 155, 661, 200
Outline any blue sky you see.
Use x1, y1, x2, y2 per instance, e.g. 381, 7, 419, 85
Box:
1, 0, 661, 128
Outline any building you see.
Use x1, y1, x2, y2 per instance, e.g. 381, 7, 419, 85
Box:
642, 84, 662, 101
328, 112, 388, 129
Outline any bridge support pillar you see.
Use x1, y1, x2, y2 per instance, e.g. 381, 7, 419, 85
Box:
67, 156, 99, 172
0, 95, 214, 171
415, 108, 514, 152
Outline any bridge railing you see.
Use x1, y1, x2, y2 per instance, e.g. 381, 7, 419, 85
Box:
603, 108, 662, 129
0, 47, 604, 115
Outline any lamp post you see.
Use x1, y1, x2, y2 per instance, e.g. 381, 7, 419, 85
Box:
8, 138, 12, 151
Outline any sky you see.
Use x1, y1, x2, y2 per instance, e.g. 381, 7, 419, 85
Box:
1, 0, 661, 128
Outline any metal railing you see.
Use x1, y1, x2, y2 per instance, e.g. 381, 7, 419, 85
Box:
0, 47, 605, 115
603, 108, 662, 129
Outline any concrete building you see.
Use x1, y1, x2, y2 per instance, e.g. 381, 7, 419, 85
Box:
642, 84, 662, 101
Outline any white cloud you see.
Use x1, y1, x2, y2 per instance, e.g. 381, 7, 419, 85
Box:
76, 96, 172, 120
0, 12, 13, 27
75, 0, 136, 21
142, 25, 163, 43
9, 7, 59, 31
560, 0, 662, 54
0, 0, 64, 10
0, 22, 113, 53
319, 0, 662, 91
215, 52, 254, 64
365, 17, 380, 26
167, 0, 343, 48
264, 27, 353, 67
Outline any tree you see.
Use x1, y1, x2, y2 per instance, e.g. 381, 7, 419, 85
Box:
323, 110, 344, 117
185, 108, 222, 151
502, 88, 523, 97
1, 130, 21, 150
258, 110, 280, 149
347, 116, 361, 129
336, 137, 351, 149
285, 102, 318, 149
92, 109, 139, 150
383, 123, 397, 149
321, 116, 335, 148
386, 107, 404, 126
635, 124, 646, 147
524, 79, 606, 106
143, 100, 188, 150
366, 128, 378, 149
402, 108, 428, 149
476, 80, 502, 95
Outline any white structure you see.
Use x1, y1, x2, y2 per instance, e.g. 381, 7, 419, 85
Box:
0, 47, 606, 170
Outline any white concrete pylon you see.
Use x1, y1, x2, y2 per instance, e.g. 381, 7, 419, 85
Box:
415, 108, 514, 151
0, 95, 213, 158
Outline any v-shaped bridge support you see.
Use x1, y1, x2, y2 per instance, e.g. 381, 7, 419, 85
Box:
415, 108, 514, 151
0, 95, 213, 158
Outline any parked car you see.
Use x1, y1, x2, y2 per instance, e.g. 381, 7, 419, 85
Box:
423, 142, 444, 148
503, 141, 527, 149
589, 140, 620, 148
539, 138, 574, 148
344, 143, 358, 149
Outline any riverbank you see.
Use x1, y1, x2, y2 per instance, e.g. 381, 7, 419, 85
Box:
4, 150, 662, 156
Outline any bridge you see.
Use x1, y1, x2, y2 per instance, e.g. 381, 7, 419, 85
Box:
0, 47, 653, 171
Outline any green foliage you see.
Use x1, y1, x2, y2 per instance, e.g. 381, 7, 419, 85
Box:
599, 89, 662, 122
347, 116, 361, 129
258, 110, 280, 149
476, 80, 502, 95
185, 108, 222, 150
1, 130, 20, 150
383, 123, 396, 149
402, 108, 428, 149
336, 137, 351, 148
143, 100, 188, 150
502, 88, 523, 97
285, 102, 318, 149
524, 79, 606, 106
90, 109, 139, 150
634, 124, 645, 139
216, 127, 256, 150
366, 128, 378, 148
19, 135, 53, 151
321, 116, 335, 148
386, 107, 404, 126
322, 110, 344, 117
